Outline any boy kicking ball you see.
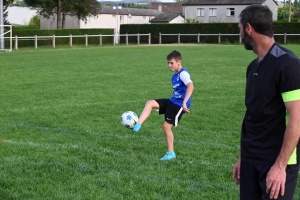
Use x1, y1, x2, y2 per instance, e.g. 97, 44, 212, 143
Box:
133, 50, 194, 160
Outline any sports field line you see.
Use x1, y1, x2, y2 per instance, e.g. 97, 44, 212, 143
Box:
0, 121, 240, 150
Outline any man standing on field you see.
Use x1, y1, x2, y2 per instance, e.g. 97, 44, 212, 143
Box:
232, 5, 300, 200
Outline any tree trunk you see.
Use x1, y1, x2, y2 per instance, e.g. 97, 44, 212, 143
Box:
57, 0, 62, 29
62, 12, 66, 29
288, 0, 292, 22
283, 0, 286, 18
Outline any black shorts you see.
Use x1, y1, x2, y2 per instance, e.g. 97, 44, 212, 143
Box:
154, 98, 184, 126
240, 160, 300, 200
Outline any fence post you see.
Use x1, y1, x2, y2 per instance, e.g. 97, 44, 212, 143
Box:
34, 35, 37, 49
69, 34, 72, 47
114, 33, 116, 46
284, 33, 286, 44
197, 33, 200, 43
99, 34, 102, 46
159, 33, 161, 44
52, 35, 55, 48
218, 33, 221, 44
137, 33, 140, 45
126, 33, 128, 45
178, 33, 180, 44
15, 35, 18, 50
85, 34, 88, 47
149, 33, 151, 45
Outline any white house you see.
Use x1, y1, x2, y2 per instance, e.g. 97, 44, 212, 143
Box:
40, 6, 162, 33
182, 0, 278, 23
150, 13, 185, 23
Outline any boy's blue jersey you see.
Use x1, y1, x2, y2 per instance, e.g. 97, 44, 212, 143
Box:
169, 68, 192, 108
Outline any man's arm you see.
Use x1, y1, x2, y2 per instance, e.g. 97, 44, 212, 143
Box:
266, 99, 300, 199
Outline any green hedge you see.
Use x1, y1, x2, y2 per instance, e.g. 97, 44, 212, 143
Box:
8, 29, 114, 47
120, 22, 300, 44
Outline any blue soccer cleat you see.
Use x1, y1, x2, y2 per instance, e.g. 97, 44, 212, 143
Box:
160, 151, 176, 160
133, 122, 142, 133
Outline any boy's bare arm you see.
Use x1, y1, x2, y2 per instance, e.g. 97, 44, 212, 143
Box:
183, 82, 194, 113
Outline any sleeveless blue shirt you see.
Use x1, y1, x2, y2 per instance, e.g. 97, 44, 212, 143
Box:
169, 68, 192, 108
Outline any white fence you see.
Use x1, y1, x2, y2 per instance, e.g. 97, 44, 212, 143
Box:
3, 32, 300, 50
0, 25, 12, 52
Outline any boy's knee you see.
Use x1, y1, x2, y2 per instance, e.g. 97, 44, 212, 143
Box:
163, 122, 172, 131
145, 100, 156, 108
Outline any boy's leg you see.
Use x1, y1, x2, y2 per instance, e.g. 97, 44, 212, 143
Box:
133, 100, 159, 133
138, 100, 159, 124
163, 121, 174, 152
160, 121, 176, 160
160, 120, 176, 160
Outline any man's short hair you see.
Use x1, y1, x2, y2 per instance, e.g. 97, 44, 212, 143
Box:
239, 5, 273, 37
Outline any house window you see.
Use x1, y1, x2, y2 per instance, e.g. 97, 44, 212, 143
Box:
227, 8, 235, 16
197, 8, 204, 17
209, 8, 217, 17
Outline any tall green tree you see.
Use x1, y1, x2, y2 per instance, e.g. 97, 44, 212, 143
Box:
24, 0, 101, 29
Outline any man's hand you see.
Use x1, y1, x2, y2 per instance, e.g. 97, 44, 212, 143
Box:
233, 157, 241, 184
266, 164, 286, 199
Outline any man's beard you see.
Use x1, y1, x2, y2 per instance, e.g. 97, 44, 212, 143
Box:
242, 32, 254, 50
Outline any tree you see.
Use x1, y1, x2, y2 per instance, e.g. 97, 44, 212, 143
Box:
24, 0, 101, 29
29, 15, 40, 26
3, 0, 13, 25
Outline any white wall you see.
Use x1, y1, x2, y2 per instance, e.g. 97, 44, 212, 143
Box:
7, 6, 37, 25
41, 13, 155, 31
40, 14, 80, 29
169, 16, 185, 23
184, 5, 246, 23
79, 14, 154, 33
263, 0, 278, 21
184, 2, 277, 23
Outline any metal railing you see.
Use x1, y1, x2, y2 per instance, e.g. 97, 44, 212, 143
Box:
3, 32, 300, 50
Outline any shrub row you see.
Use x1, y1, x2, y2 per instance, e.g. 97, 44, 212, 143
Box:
120, 23, 300, 44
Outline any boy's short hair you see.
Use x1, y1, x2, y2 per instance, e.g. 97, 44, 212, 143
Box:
167, 50, 182, 61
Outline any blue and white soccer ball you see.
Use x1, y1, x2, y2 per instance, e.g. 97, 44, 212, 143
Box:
120, 111, 139, 129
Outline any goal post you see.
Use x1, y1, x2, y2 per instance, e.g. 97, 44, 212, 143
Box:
0, 25, 12, 52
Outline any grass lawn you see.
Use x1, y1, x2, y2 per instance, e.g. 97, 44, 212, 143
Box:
0, 44, 300, 199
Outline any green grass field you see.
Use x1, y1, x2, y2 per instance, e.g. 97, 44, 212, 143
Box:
0, 44, 300, 200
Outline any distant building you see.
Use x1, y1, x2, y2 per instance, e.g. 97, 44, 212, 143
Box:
149, 2, 183, 14
150, 13, 185, 23
7, 6, 38, 26
183, 0, 278, 23
40, 6, 162, 32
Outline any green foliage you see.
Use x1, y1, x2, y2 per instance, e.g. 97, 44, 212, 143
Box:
23, 0, 102, 28
0, 45, 300, 199
185, 18, 200, 24
13, 25, 40, 30
120, 23, 300, 44
28, 15, 41, 27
